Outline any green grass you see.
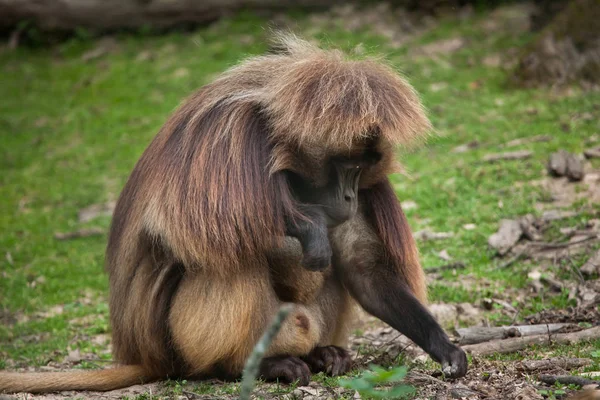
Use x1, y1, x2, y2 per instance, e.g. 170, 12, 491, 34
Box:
1, 3, 599, 397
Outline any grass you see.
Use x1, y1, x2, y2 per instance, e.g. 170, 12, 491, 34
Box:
1, 3, 599, 398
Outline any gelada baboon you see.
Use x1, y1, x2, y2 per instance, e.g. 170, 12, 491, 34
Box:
0, 34, 467, 393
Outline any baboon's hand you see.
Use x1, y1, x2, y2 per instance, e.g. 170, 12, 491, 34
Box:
440, 344, 468, 379
301, 246, 332, 271
301, 241, 332, 271
302, 345, 352, 376
259, 356, 311, 386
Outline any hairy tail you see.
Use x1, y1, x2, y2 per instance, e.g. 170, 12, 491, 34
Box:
0, 365, 151, 394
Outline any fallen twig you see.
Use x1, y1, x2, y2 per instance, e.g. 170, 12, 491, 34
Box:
542, 210, 579, 222
483, 150, 532, 163
518, 358, 592, 372
528, 235, 598, 250
54, 227, 105, 240
504, 135, 552, 147
182, 390, 205, 399
406, 371, 448, 387
413, 230, 454, 241
450, 385, 484, 398
498, 251, 528, 269
462, 326, 600, 355
538, 374, 600, 387
426, 262, 466, 274
457, 323, 574, 345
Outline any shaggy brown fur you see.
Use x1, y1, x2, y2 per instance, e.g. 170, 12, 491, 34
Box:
0, 34, 460, 395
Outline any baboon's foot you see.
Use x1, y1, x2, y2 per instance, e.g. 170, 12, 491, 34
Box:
259, 356, 311, 385
303, 346, 352, 376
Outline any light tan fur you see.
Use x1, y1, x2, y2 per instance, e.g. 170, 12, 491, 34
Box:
0, 34, 431, 394
268, 236, 329, 304
168, 265, 322, 377
0, 365, 148, 393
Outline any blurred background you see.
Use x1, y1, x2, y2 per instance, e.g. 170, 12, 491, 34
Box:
1, 0, 599, 399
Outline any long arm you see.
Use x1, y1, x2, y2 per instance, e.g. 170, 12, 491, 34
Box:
333, 245, 466, 377
330, 187, 467, 378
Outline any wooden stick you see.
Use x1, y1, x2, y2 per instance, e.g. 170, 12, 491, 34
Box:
426, 262, 466, 274
457, 323, 574, 345
528, 236, 598, 250
518, 358, 592, 372
497, 251, 527, 269
538, 375, 600, 387
504, 135, 552, 148
462, 326, 600, 355
483, 150, 532, 163
406, 371, 448, 387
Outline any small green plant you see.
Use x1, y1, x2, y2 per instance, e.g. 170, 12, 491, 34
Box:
165, 379, 187, 396
538, 389, 566, 400
339, 365, 415, 399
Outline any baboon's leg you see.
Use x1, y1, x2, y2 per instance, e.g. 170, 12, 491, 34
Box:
111, 252, 183, 377
169, 265, 321, 384
300, 275, 355, 376
267, 237, 356, 378
268, 237, 326, 305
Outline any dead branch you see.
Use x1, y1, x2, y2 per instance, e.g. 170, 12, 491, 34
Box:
426, 262, 466, 273
542, 210, 579, 222
0, 0, 338, 33
406, 371, 449, 387
498, 251, 528, 269
457, 323, 574, 345
450, 385, 484, 398
538, 375, 600, 387
528, 235, 598, 250
518, 358, 592, 372
462, 326, 600, 355
483, 150, 532, 163
504, 135, 552, 147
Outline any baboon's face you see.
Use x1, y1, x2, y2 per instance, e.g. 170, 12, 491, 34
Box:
289, 148, 382, 227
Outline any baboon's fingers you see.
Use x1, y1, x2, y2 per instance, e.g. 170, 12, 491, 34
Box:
301, 251, 332, 271
259, 356, 311, 386
441, 345, 468, 379
303, 346, 353, 376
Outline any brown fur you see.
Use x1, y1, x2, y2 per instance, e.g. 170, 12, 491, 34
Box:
362, 180, 427, 303
268, 237, 329, 304
0, 34, 431, 394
